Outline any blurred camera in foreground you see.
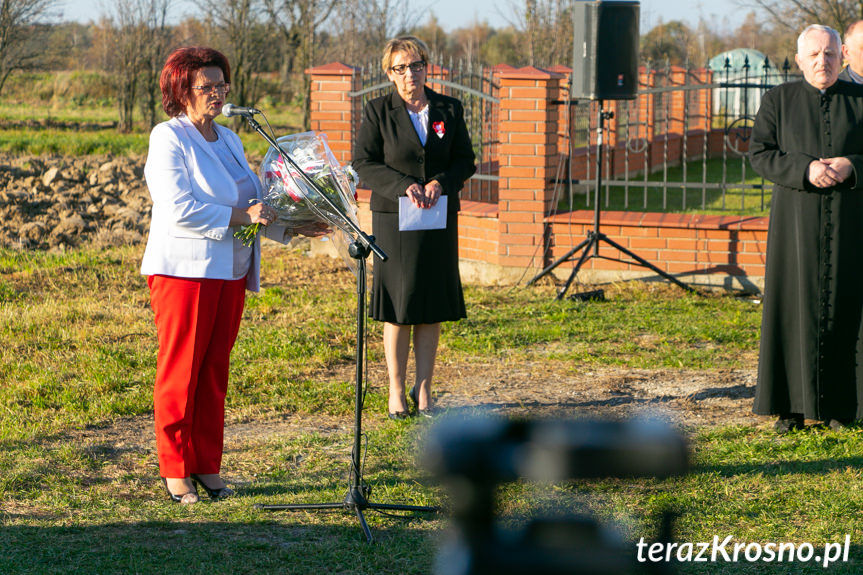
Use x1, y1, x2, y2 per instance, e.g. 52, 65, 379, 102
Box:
422, 415, 689, 575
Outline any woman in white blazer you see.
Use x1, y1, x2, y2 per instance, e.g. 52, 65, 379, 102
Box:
141, 46, 325, 504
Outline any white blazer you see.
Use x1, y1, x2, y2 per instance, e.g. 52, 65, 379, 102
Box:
141, 115, 286, 292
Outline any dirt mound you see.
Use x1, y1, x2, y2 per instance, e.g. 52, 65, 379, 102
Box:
0, 153, 151, 250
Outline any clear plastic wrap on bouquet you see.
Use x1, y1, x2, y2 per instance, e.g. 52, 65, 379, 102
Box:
260, 131, 359, 234
261, 132, 357, 232
237, 131, 361, 273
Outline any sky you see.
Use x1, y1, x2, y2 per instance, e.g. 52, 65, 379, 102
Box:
57, 0, 751, 33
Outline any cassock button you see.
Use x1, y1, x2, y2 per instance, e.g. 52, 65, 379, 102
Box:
418, 157, 424, 164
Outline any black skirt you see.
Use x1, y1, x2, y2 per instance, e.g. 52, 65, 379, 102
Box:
370, 210, 466, 325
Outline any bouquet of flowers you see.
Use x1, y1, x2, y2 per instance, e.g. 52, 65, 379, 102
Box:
234, 131, 359, 249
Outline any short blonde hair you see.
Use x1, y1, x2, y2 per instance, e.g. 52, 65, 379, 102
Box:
381, 36, 429, 73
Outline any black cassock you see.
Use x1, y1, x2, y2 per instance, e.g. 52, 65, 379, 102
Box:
751, 79, 863, 421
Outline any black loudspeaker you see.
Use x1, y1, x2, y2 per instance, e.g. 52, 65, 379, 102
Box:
571, 0, 640, 100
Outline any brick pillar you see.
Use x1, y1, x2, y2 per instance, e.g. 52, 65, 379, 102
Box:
496, 67, 564, 270
306, 62, 357, 166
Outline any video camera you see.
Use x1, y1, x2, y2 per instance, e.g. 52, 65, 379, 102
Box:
422, 416, 689, 575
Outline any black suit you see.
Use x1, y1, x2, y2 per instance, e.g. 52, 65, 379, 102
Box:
353, 87, 476, 324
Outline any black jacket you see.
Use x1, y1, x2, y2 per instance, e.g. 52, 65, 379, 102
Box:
352, 86, 476, 213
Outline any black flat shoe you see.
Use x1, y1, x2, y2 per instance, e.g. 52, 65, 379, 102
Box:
161, 477, 199, 505
774, 414, 804, 434
827, 418, 851, 431
190, 474, 235, 500
388, 410, 410, 421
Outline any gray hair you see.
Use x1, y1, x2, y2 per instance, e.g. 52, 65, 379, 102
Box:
797, 24, 841, 54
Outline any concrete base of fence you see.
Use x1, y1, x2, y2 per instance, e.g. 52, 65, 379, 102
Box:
533, 268, 764, 294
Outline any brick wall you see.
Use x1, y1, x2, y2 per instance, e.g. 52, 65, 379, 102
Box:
307, 62, 357, 167
545, 210, 767, 290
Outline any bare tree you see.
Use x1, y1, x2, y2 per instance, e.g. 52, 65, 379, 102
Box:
0, 0, 58, 95
196, 0, 275, 130
98, 0, 174, 132
328, 0, 424, 65
502, 0, 572, 67
263, 0, 339, 129
746, 0, 863, 37
94, 3, 140, 132
138, 0, 174, 128
359, 0, 420, 48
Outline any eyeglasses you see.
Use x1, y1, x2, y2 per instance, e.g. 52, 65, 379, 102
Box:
191, 82, 231, 95
389, 60, 426, 75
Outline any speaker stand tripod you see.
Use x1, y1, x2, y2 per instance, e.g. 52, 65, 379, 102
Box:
255, 238, 439, 543
527, 100, 696, 299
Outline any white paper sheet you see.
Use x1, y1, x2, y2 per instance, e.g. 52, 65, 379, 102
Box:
398, 196, 447, 231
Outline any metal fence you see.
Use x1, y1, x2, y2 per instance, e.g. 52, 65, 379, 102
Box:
565, 57, 797, 215
351, 56, 798, 214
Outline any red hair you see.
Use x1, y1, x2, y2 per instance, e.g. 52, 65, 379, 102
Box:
159, 47, 231, 117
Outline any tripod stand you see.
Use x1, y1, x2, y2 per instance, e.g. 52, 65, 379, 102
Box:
244, 116, 438, 543
527, 100, 695, 299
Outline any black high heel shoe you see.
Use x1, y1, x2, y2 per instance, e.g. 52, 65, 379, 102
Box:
161, 477, 199, 505
409, 386, 435, 418
190, 474, 235, 500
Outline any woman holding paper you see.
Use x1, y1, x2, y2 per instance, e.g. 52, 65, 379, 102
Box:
353, 35, 476, 420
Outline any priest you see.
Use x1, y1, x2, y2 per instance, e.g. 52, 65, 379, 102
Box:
751, 24, 863, 432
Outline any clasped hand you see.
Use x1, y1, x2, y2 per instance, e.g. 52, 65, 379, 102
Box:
808, 157, 852, 188
406, 180, 442, 208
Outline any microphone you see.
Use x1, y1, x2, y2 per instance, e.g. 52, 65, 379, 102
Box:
221, 103, 261, 118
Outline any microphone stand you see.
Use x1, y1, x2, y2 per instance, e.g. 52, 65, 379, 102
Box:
240, 114, 439, 542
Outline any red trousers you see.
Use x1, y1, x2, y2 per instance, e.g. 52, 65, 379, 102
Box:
148, 274, 246, 478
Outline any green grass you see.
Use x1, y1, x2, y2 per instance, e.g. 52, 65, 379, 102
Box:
492, 425, 863, 574
0, 128, 149, 155
449, 281, 757, 368
2, 244, 861, 574
0, 122, 303, 159
561, 157, 771, 216
0, 245, 760, 438
0, 84, 304, 158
